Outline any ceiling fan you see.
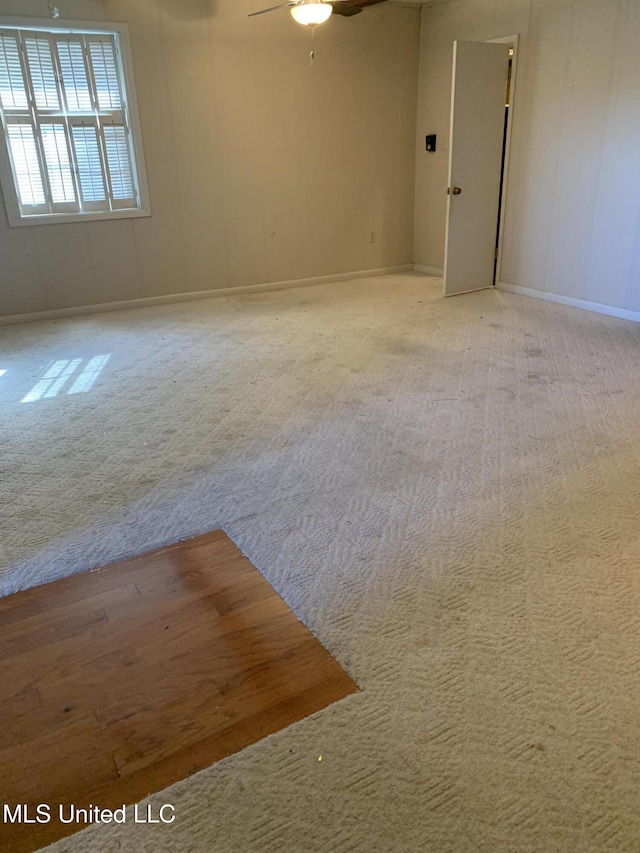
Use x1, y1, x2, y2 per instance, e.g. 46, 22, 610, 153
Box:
249, 0, 387, 26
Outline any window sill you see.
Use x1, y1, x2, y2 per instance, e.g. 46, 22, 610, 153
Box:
6, 207, 152, 227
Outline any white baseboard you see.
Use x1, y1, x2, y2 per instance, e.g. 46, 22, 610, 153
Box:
414, 264, 444, 276
0, 265, 413, 326
499, 281, 640, 324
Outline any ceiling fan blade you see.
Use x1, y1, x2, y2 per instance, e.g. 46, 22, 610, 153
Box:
329, 0, 387, 13
248, 2, 297, 16
328, 1, 363, 15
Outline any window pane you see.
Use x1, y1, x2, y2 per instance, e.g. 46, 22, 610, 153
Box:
0, 33, 28, 109
89, 40, 121, 110
56, 39, 92, 111
71, 125, 106, 202
24, 36, 59, 109
104, 125, 134, 200
41, 123, 76, 203
7, 124, 45, 206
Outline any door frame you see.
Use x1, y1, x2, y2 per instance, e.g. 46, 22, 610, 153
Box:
485, 33, 520, 287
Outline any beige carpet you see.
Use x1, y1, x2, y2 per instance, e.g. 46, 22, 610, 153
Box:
3, 273, 640, 851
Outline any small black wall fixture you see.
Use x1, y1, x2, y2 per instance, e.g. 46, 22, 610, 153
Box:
425, 134, 437, 152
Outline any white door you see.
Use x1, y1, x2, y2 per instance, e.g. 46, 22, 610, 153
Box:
443, 41, 510, 296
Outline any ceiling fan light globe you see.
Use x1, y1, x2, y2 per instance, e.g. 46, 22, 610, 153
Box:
290, 1, 332, 25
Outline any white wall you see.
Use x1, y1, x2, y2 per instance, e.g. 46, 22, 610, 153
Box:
0, 0, 420, 318
414, 0, 640, 315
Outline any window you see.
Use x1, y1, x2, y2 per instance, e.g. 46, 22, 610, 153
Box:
0, 18, 149, 225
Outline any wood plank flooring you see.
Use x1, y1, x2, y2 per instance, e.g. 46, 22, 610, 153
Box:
0, 531, 357, 853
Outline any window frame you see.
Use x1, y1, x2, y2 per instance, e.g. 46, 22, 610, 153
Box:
0, 16, 150, 227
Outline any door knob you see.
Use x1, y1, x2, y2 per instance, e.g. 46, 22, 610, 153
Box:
447, 186, 462, 195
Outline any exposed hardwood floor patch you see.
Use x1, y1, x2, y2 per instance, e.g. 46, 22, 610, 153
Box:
0, 531, 357, 853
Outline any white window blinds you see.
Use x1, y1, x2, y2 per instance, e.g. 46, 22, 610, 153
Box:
7, 122, 45, 205
0, 33, 28, 109
71, 123, 106, 202
25, 35, 59, 109
0, 25, 142, 219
